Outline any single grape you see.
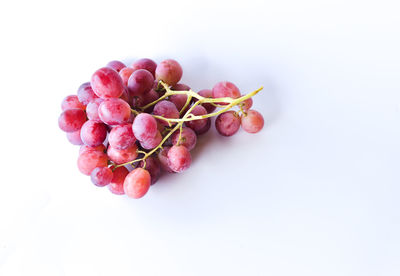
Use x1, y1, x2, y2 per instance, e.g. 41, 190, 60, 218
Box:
61, 95, 85, 111
91, 67, 124, 99
157, 146, 174, 173
215, 111, 241, 136
131, 58, 157, 77
91, 167, 113, 187
155, 59, 183, 86
171, 83, 190, 91
106, 60, 126, 72
139, 157, 161, 185
66, 129, 83, 145
185, 105, 208, 133
127, 69, 154, 96
197, 89, 216, 113
195, 118, 211, 135
109, 166, 129, 195
79, 144, 106, 154
212, 81, 241, 103
241, 110, 264, 133
58, 108, 87, 132
98, 98, 131, 125
109, 124, 136, 150
140, 130, 162, 150
132, 113, 158, 141
123, 168, 151, 199
131, 95, 145, 109
167, 145, 191, 173
107, 144, 138, 164
77, 82, 98, 105
153, 100, 179, 126
77, 150, 108, 175
119, 67, 135, 86
80, 120, 108, 147
171, 127, 197, 151
86, 98, 103, 122
169, 94, 187, 112
241, 96, 253, 111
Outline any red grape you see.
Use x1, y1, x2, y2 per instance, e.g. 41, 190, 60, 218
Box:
153, 100, 179, 126
171, 83, 190, 91
109, 166, 128, 195
79, 144, 106, 154
157, 147, 174, 173
132, 113, 158, 141
66, 129, 83, 145
58, 108, 87, 132
155, 59, 182, 86
185, 105, 207, 132
98, 98, 131, 125
139, 157, 161, 185
215, 111, 240, 136
169, 84, 190, 112
241, 97, 253, 111
167, 145, 191, 173
140, 130, 162, 150
241, 110, 264, 133
107, 144, 138, 164
77, 150, 108, 175
77, 82, 98, 105
91, 167, 113, 187
108, 123, 136, 150
80, 120, 108, 147
212, 81, 241, 102
171, 127, 197, 151
131, 58, 157, 77
106, 60, 126, 72
119, 67, 135, 86
197, 89, 216, 113
127, 69, 154, 96
86, 98, 103, 122
195, 118, 211, 135
91, 67, 124, 99
61, 95, 85, 111
123, 168, 151, 199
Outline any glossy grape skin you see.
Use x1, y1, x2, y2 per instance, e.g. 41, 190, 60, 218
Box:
185, 105, 208, 132
140, 131, 162, 150
108, 124, 136, 150
98, 98, 131, 125
215, 111, 241, 136
195, 118, 211, 135
212, 81, 241, 102
86, 98, 103, 122
91, 67, 124, 99
132, 113, 158, 141
139, 157, 161, 185
167, 145, 191, 173
66, 130, 83, 145
241, 97, 253, 111
91, 167, 113, 187
119, 67, 135, 86
80, 120, 108, 147
241, 110, 264, 133
77, 82, 98, 105
123, 168, 151, 199
153, 100, 179, 126
131, 58, 157, 77
79, 144, 106, 154
127, 69, 154, 96
61, 95, 85, 111
107, 144, 138, 164
155, 59, 183, 86
171, 127, 197, 151
109, 166, 129, 195
58, 108, 87, 132
106, 60, 126, 72
157, 146, 174, 173
77, 150, 108, 175
197, 89, 216, 113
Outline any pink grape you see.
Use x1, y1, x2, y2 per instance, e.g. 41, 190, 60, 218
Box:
91, 67, 124, 99
195, 118, 211, 135
155, 59, 182, 86
107, 144, 138, 164
109, 166, 129, 195
127, 69, 154, 96
80, 120, 108, 147
171, 83, 190, 91
119, 87, 130, 103
212, 81, 241, 102
77, 150, 108, 175
86, 98, 103, 122
157, 147, 174, 173
215, 111, 241, 136
98, 98, 131, 125
106, 60, 126, 72
66, 129, 83, 145
141, 88, 160, 113
79, 144, 106, 155
167, 145, 191, 173
77, 82, 98, 105
91, 167, 113, 187
140, 131, 162, 150
119, 67, 135, 86
241, 110, 264, 133
132, 113, 158, 141
153, 100, 179, 126
241, 96, 253, 111
139, 157, 161, 185
185, 105, 208, 132
171, 127, 197, 151
123, 168, 151, 199
108, 124, 136, 150
61, 95, 85, 111
197, 89, 216, 113
58, 108, 87, 132
131, 58, 157, 77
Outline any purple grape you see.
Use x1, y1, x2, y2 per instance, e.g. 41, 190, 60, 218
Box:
127, 69, 154, 96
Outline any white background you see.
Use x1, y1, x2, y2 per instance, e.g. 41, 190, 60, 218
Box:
0, 0, 399, 275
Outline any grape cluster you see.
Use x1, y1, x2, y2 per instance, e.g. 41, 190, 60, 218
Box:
58, 58, 264, 199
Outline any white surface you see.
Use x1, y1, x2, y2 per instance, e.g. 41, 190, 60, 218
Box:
1, 0, 399, 275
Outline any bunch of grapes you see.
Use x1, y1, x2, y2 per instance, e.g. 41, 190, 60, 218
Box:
58, 58, 264, 199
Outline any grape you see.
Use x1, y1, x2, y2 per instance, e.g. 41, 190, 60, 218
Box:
171, 127, 197, 151
157, 146, 174, 173
77, 149, 108, 175
58, 108, 87, 132
215, 111, 240, 136
171, 83, 190, 91
142, 88, 160, 113
155, 59, 183, 86
140, 130, 162, 150
131, 58, 157, 77
197, 89, 216, 113
241, 96, 253, 111
91, 67, 124, 99
123, 168, 151, 199
195, 118, 211, 135
106, 60, 126, 72
167, 145, 191, 173
153, 100, 179, 126
131, 95, 145, 109
185, 105, 207, 133
169, 94, 187, 111
212, 81, 241, 102
91, 167, 113, 187
127, 69, 154, 96
79, 144, 106, 154
66, 129, 83, 145
86, 98, 103, 122
80, 120, 108, 147
241, 110, 264, 133
98, 98, 131, 125
108, 166, 129, 195
119, 87, 130, 103
119, 67, 135, 86
132, 113, 158, 141
61, 95, 85, 111
108, 123, 136, 150
77, 82, 98, 105
139, 157, 161, 185
107, 144, 138, 164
